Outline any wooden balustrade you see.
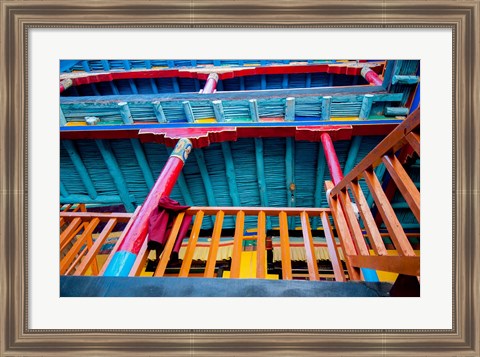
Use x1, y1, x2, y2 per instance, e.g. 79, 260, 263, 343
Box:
326, 108, 420, 280
60, 206, 351, 281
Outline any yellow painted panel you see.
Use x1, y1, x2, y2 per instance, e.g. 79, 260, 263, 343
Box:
195, 118, 217, 123
66, 122, 87, 126
223, 251, 278, 279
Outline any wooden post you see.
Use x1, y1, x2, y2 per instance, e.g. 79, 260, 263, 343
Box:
103, 138, 192, 277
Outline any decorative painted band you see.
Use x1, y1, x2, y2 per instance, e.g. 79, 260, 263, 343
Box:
169, 138, 192, 163
103, 250, 137, 277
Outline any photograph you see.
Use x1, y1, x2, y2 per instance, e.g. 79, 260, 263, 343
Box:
59, 59, 421, 297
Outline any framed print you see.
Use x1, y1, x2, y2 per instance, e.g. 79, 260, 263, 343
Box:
1, 1, 479, 356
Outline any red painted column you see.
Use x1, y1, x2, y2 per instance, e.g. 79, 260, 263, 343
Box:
104, 138, 192, 276
320, 133, 343, 185
361, 66, 383, 86
201, 73, 219, 94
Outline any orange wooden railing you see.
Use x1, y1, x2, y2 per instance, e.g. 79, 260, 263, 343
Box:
326, 108, 420, 281
60, 206, 350, 281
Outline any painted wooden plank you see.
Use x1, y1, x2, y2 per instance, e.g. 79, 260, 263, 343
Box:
165, 146, 194, 206
60, 218, 100, 275
152, 101, 167, 123
282, 74, 289, 89
221, 142, 241, 207
60, 181, 69, 198
248, 99, 260, 122
278, 211, 293, 280
338, 189, 370, 256
348, 180, 388, 256
385, 107, 409, 116
212, 100, 226, 122
321, 96, 331, 120
110, 81, 120, 95
359, 94, 374, 120
324, 181, 361, 280
64, 247, 88, 275
349, 255, 420, 276
366, 164, 386, 208
60, 194, 126, 205
405, 132, 420, 156
204, 211, 225, 278
99, 206, 141, 275
60, 108, 67, 126
344, 136, 363, 174
172, 77, 180, 93
261, 74, 266, 89
312, 143, 326, 228
182, 101, 195, 123
381, 60, 396, 90
81, 60, 90, 72
154, 212, 186, 277
256, 211, 267, 279
128, 236, 150, 277
320, 211, 346, 282
392, 75, 419, 85
382, 153, 420, 222
130, 139, 155, 190
285, 97, 295, 121
95, 140, 135, 212
186, 206, 330, 216
230, 211, 245, 278
60, 211, 133, 223
62, 140, 98, 199
285, 138, 296, 228
149, 79, 159, 94
74, 218, 117, 276
179, 211, 205, 277
194, 148, 217, 208
254, 138, 272, 229
101, 60, 110, 71
59, 217, 82, 251
363, 168, 416, 256
60, 85, 389, 105
300, 211, 320, 281
118, 102, 134, 124
306, 73, 312, 88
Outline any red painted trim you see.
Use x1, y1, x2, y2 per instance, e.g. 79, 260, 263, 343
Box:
362, 68, 383, 86
60, 63, 385, 91
202, 73, 218, 94
60, 123, 397, 142
320, 133, 344, 185
118, 155, 187, 254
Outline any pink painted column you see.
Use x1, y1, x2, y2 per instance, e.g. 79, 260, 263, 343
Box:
361, 66, 383, 86
201, 73, 219, 94
104, 138, 192, 276
320, 133, 343, 185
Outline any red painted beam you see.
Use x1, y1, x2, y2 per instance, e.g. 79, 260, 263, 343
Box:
320, 133, 344, 185
361, 66, 383, 86
116, 138, 192, 255
60, 62, 385, 92
60, 123, 398, 142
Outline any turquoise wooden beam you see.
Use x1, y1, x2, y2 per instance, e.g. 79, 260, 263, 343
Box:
152, 101, 167, 123
392, 75, 419, 85
321, 96, 331, 121
359, 94, 374, 120
81, 61, 90, 72
306, 73, 312, 88
130, 139, 155, 190
285, 138, 296, 228
328, 74, 334, 86
60, 181, 69, 198
60, 107, 67, 126
249, 99, 260, 122
212, 100, 226, 122
183, 101, 195, 123
221, 142, 241, 207
194, 148, 216, 225
385, 107, 409, 116
261, 75, 267, 89
172, 77, 180, 93
165, 147, 193, 206
122, 60, 138, 94
95, 140, 135, 212
313, 143, 326, 228
254, 139, 272, 229
118, 102, 134, 124
285, 97, 295, 121
344, 136, 363, 174
90, 83, 100, 96
62, 140, 97, 199
60, 194, 134, 205
239, 77, 245, 91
